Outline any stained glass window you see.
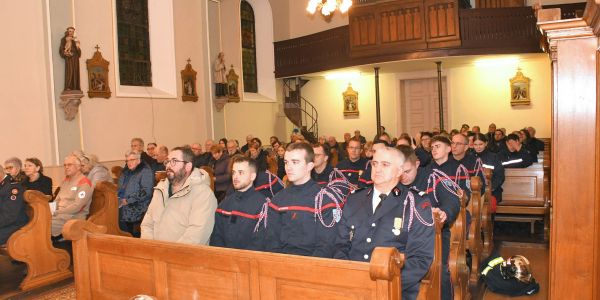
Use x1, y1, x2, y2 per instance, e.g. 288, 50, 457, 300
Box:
241, 0, 258, 93
116, 0, 152, 86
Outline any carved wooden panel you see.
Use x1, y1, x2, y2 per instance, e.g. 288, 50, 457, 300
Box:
502, 166, 545, 207
425, 0, 461, 47
476, 0, 524, 8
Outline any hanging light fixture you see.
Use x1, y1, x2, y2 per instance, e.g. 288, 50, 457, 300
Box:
307, 0, 353, 17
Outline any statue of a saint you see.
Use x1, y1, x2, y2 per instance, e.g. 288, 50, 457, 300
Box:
59, 27, 81, 91
213, 52, 227, 97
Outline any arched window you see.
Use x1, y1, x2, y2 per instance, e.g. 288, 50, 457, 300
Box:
116, 0, 152, 86
240, 0, 258, 93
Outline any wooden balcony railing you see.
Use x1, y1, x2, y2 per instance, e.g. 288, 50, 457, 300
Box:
274, 5, 541, 78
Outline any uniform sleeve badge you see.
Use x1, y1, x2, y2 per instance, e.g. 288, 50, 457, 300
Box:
11, 188, 18, 195
10, 195, 17, 201
78, 191, 86, 199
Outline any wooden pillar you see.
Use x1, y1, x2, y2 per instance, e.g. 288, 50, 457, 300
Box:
538, 2, 600, 298
436, 61, 444, 131
375, 67, 381, 135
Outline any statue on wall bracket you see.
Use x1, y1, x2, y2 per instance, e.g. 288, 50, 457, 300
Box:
181, 58, 198, 102
59, 26, 84, 121
86, 45, 111, 99
226, 65, 240, 103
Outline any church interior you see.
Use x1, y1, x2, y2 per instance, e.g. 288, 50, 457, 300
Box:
1, 0, 599, 299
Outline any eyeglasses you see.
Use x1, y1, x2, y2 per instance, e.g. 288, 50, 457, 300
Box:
347, 147, 362, 151
126, 159, 139, 163
451, 142, 467, 146
4, 166, 14, 170
63, 163, 80, 167
163, 158, 190, 167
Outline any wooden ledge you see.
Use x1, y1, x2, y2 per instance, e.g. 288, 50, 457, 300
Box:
63, 219, 106, 242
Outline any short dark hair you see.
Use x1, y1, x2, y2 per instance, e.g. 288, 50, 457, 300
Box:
147, 142, 157, 147
172, 146, 194, 164
506, 133, 520, 142
421, 131, 433, 138
231, 155, 257, 173
473, 133, 488, 143
431, 135, 451, 146
25, 157, 44, 174
396, 145, 417, 164
286, 142, 315, 163
251, 137, 263, 147
373, 139, 390, 147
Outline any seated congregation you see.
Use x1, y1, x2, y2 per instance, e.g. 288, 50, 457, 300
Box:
0, 123, 545, 299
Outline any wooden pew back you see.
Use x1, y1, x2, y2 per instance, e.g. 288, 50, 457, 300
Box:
87, 181, 132, 237
501, 164, 545, 207
481, 168, 494, 258
6, 190, 72, 291
64, 220, 406, 300
467, 176, 483, 286
449, 190, 470, 300
417, 210, 443, 300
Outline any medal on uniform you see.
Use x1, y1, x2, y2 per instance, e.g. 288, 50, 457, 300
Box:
349, 225, 355, 241
392, 217, 403, 236
359, 170, 363, 176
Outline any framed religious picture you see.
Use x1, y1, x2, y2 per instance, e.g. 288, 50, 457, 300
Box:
510, 69, 531, 106
343, 84, 359, 116
226, 65, 240, 102
181, 59, 198, 102
85, 45, 111, 98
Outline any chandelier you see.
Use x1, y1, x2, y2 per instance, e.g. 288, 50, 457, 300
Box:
306, 0, 353, 16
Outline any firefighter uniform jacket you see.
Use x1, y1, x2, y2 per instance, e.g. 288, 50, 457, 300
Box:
334, 184, 434, 300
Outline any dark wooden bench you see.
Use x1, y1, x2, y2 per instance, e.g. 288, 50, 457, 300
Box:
495, 164, 549, 239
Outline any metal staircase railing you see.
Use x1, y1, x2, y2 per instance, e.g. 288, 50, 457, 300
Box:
283, 77, 318, 143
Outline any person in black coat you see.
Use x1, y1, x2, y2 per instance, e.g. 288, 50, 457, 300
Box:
335, 146, 434, 300
473, 133, 505, 203
22, 158, 53, 196
210, 156, 268, 250
265, 143, 340, 258
498, 134, 534, 168
311, 143, 335, 187
0, 166, 28, 245
398, 145, 458, 300
415, 132, 433, 168
451, 134, 486, 199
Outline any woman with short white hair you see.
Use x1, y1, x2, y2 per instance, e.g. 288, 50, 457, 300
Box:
117, 150, 154, 237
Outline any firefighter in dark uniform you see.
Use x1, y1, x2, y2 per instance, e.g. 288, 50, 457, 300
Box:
335, 146, 434, 300
498, 133, 534, 168
0, 166, 28, 245
358, 139, 389, 189
210, 156, 268, 250
336, 138, 368, 186
451, 133, 486, 199
266, 143, 342, 258
473, 133, 505, 203
398, 145, 459, 300
253, 170, 284, 199
311, 143, 335, 187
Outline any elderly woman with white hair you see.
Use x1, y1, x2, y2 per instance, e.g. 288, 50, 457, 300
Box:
74, 151, 112, 188
4, 157, 26, 182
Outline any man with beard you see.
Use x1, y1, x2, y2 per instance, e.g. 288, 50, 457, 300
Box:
141, 147, 217, 245
210, 156, 267, 250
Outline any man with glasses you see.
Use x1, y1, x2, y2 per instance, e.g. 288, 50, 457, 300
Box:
141, 147, 217, 245
452, 133, 486, 198
336, 138, 368, 186
51, 154, 93, 239
131, 137, 157, 166
311, 143, 333, 187
117, 150, 154, 237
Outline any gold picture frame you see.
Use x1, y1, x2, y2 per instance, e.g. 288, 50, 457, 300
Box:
343, 84, 359, 116
510, 69, 531, 106
86, 45, 111, 99
181, 59, 198, 102
226, 65, 240, 102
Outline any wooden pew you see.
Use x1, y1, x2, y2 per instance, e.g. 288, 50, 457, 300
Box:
62, 214, 444, 300
495, 164, 549, 239
5, 191, 72, 291
63, 220, 406, 299
481, 168, 494, 258
449, 190, 470, 300
417, 210, 443, 300
87, 181, 132, 237
466, 176, 483, 286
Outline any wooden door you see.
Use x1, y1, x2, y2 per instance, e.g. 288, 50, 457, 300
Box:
401, 77, 448, 136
